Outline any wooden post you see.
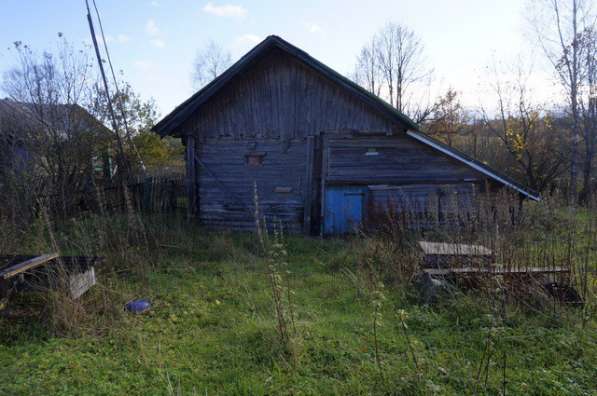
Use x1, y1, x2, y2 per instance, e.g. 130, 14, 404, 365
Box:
303, 136, 315, 235
185, 135, 197, 219
194, 142, 200, 218
142, 176, 152, 212
319, 135, 328, 236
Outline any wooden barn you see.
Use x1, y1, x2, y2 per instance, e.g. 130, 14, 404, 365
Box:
153, 35, 539, 235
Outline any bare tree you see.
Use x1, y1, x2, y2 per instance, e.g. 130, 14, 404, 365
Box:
192, 41, 232, 89
353, 36, 382, 96
578, 26, 596, 201
1, 39, 111, 217
529, 0, 596, 202
481, 61, 566, 193
354, 22, 435, 123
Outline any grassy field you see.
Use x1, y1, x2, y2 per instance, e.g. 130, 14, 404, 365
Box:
0, 214, 595, 395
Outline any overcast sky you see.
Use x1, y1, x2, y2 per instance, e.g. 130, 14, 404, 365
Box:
0, 0, 559, 117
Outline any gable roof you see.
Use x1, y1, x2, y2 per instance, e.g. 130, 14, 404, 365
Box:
153, 35, 539, 201
153, 35, 419, 137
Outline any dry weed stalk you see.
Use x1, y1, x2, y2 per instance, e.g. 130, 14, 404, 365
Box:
397, 309, 420, 373
253, 182, 299, 360
371, 280, 385, 377
473, 327, 496, 395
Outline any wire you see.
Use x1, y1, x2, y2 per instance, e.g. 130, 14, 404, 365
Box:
85, 0, 125, 158
90, 0, 147, 173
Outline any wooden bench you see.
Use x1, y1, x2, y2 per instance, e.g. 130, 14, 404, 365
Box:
0, 255, 101, 300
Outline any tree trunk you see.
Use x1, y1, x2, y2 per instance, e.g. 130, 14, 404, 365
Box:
568, 0, 580, 205
570, 101, 580, 204
581, 33, 596, 204
582, 145, 594, 202
581, 97, 596, 202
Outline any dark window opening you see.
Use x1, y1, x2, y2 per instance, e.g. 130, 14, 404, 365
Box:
245, 152, 265, 167
274, 186, 293, 193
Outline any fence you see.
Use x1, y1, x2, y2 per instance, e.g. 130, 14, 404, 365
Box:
94, 173, 186, 214
84, 173, 187, 216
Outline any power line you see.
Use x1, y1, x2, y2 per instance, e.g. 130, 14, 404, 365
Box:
85, 0, 125, 160
88, 0, 146, 173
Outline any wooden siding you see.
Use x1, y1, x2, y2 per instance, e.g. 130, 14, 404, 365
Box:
196, 138, 306, 232
185, 135, 198, 218
325, 136, 480, 185
368, 184, 476, 215
194, 133, 486, 233
181, 48, 397, 141
365, 183, 478, 231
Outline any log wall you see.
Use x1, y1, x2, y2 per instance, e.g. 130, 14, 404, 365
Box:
325, 136, 480, 185
197, 138, 306, 232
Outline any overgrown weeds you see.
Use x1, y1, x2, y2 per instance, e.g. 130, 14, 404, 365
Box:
0, 188, 594, 394
254, 184, 301, 363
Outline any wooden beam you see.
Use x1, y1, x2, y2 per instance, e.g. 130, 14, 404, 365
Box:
185, 135, 197, 219
303, 135, 315, 235
319, 135, 329, 236
0, 253, 60, 280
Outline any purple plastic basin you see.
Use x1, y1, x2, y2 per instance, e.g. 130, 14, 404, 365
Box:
125, 299, 151, 314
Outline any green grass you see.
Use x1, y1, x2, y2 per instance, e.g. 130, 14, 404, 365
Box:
0, 219, 595, 395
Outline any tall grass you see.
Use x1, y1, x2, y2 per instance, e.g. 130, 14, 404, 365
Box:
365, 190, 595, 307
253, 183, 301, 363
0, 183, 594, 394
358, 190, 596, 393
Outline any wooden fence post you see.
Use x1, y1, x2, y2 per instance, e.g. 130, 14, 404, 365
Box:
142, 176, 152, 212
185, 135, 197, 219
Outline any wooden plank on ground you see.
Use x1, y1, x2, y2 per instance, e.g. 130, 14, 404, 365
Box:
69, 267, 96, 299
423, 266, 570, 276
418, 241, 492, 256
0, 253, 60, 280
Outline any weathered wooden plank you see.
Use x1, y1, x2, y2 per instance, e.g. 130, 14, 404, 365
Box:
319, 136, 329, 236
418, 241, 492, 256
423, 266, 570, 276
303, 135, 315, 234
69, 267, 96, 299
185, 135, 197, 219
0, 253, 60, 280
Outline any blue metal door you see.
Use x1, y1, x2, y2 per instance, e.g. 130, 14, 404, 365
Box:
324, 186, 365, 234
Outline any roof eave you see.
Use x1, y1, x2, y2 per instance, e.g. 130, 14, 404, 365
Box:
406, 130, 541, 201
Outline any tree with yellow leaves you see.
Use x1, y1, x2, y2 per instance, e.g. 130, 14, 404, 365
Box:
481, 61, 566, 193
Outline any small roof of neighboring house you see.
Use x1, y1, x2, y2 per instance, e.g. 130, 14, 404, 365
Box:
0, 98, 111, 142
153, 35, 540, 201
